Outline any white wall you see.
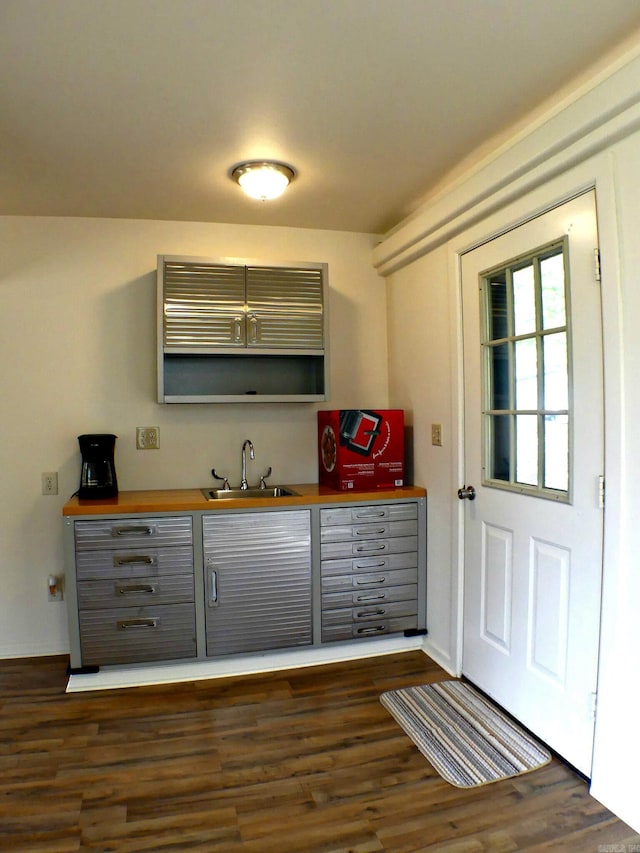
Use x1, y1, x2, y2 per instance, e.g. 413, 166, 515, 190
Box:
379, 44, 640, 833
385, 246, 460, 673
588, 132, 640, 828
0, 217, 387, 658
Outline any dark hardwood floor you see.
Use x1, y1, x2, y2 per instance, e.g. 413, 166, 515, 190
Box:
0, 652, 638, 852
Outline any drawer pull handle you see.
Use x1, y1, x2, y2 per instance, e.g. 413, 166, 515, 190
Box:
112, 525, 155, 537
356, 625, 386, 635
113, 555, 156, 567
355, 561, 386, 569
356, 608, 387, 618
354, 511, 386, 519
355, 576, 386, 585
355, 528, 386, 536
356, 544, 386, 553
116, 584, 157, 596
117, 618, 158, 630
355, 592, 386, 602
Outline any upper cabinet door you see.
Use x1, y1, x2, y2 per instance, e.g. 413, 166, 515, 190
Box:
245, 266, 324, 350
161, 258, 326, 351
162, 260, 246, 348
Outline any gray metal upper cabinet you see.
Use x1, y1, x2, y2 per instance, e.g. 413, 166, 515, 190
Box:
158, 255, 328, 402
203, 510, 312, 656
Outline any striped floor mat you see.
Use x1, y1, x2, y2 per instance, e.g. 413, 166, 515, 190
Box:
380, 680, 551, 787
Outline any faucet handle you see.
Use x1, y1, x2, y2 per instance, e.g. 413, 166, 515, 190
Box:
211, 468, 230, 490
258, 467, 272, 489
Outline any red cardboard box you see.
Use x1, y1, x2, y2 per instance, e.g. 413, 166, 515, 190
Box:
318, 409, 405, 490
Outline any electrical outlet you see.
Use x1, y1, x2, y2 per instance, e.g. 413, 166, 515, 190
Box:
136, 427, 160, 449
431, 423, 443, 447
41, 472, 58, 495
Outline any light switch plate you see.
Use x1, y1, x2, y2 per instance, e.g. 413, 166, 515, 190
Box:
431, 423, 443, 446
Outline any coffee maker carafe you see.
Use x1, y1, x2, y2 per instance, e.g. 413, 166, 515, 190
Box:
78, 434, 118, 499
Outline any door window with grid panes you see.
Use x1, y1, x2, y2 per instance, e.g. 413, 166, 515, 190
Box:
481, 238, 571, 501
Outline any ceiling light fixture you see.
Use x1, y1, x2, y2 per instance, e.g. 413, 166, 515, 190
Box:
231, 160, 295, 201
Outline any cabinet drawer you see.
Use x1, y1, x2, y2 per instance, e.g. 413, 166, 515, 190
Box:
322, 598, 417, 627
321, 566, 418, 593
320, 519, 417, 543
77, 574, 194, 610
79, 603, 196, 666
321, 615, 418, 643
75, 546, 194, 580
320, 503, 418, 527
320, 551, 417, 578
322, 583, 417, 610
75, 516, 193, 550
321, 535, 418, 561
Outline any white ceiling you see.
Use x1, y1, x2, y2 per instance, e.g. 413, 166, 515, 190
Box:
3, 0, 640, 235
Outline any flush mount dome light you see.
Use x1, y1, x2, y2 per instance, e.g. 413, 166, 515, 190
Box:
231, 160, 295, 200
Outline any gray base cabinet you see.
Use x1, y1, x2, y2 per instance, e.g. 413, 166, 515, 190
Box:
319, 503, 420, 641
203, 510, 312, 656
63, 495, 425, 671
72, 516, 196, 666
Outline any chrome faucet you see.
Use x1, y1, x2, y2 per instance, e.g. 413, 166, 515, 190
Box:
240, 439, 255, 489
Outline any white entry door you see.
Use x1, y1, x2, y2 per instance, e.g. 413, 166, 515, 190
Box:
461, 191, 604, 776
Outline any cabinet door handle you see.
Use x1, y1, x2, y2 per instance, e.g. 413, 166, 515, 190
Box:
355, 576, 387, 585
356, 625, 386, 635
209, 568, 218, 606
117, 618, 158, 630
355, 592, 386, 602
116, 583, 157, 596
113, 555, 156, 567
112, 525, 155, 537
355, 608, 387, 618
248, 314, 258, 343
233, 316, 243, 342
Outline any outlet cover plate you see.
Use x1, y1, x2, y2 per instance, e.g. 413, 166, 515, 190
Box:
42, 472, 58, 495
136, 427, 160, 449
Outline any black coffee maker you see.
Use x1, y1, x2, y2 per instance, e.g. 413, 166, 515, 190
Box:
78, 434, 118, 499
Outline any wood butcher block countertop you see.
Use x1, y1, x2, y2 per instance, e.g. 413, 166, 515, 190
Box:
63, 484, 427, 516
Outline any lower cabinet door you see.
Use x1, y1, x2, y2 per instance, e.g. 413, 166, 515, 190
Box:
78, 603, 197, 665
203, 510, 312, 656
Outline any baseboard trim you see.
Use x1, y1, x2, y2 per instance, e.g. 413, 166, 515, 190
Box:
419, 637, 458, 677
66, 636, 425, 693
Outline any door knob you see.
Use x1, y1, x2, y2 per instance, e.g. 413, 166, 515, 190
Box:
458, 484, 476, 501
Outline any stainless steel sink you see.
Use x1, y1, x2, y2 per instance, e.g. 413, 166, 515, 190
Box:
201, 486, 299, 500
